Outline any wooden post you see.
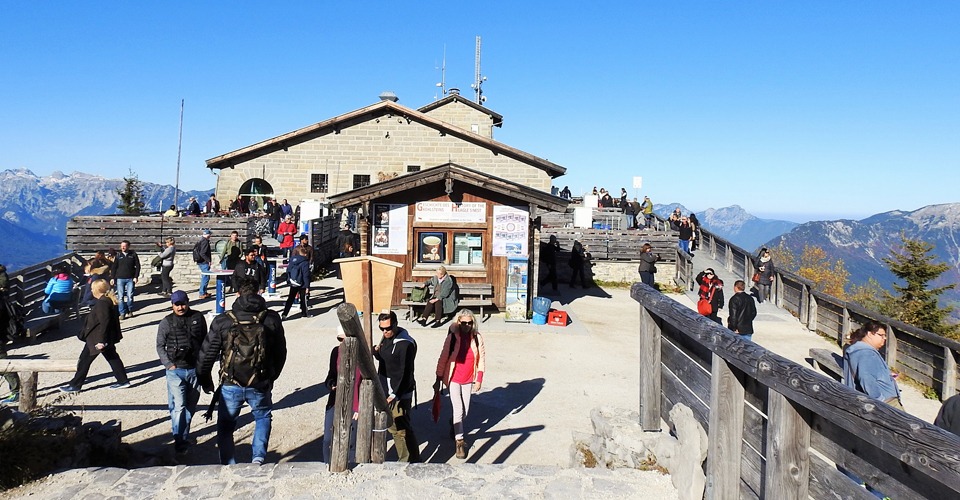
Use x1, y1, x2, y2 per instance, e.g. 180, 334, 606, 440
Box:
943, 347, 957, 400
355, 380, 374, 463
763, 389, 811, 499
808, 294, 818, 333
725, 246, 734, 273
639, 305, 662, 431
18, 372, 38, 412
884, 323, 897, 370
705, 353, 746, 500
799, 283, 809, 326
371, 410, 388, 463
840, 307, 851, 348
710, 234, 717, 260
330, 337, 358, 472
360, 261, 373, 347
743, 254, 751, 283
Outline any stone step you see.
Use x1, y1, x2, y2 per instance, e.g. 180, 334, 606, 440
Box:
4, 462, 678, 499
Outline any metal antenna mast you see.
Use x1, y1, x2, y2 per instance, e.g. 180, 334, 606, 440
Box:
435, 45, 447, 100
471, 36, 487, 104
173, 99, 184, 210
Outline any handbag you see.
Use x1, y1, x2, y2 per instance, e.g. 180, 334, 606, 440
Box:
697, 298, 712, 316
409, 286, 427, 303
751, 272, 760, 283
150, 254, 163, 268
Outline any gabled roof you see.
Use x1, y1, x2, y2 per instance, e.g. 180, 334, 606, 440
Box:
417, 93, 504, 127
205, 100, 565, 178
327, 162, 569, 213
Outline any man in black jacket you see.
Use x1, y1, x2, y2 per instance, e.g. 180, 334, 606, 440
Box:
374, 311, 420, 462
198, 278, 286, 465
232, 248, 267, 294
156, 290, 207, 454
111, 240, 140, 319
196, 230, 213, 299
727, 280, 758, 341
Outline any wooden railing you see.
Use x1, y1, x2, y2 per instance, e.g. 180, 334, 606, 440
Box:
329, 303, 394, 472
690, 220, 960, 401
633, 282, 960, 499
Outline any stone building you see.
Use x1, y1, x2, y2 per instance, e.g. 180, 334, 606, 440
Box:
206, 91, 566, 207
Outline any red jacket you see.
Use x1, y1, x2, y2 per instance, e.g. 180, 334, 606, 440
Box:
278, 222, 297, 249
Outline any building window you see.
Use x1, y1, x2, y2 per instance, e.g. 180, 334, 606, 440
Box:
407, 165, 421, 173
453, 232, 484, 265
353, 174, 370, 189
414, 230, 484, 266
310, 174, 328, 193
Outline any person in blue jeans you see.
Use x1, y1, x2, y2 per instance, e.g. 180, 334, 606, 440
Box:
198, 277, 286, 465
195, 230, 213, 299
110, 240, 140, 319
156, 291, 207, 455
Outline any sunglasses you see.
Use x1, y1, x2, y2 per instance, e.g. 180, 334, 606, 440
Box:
379, 326, 394, 332
460, 321, 474, 326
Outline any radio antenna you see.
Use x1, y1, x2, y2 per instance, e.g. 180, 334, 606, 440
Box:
470, 36, 487, 105
435, 45, 447, 100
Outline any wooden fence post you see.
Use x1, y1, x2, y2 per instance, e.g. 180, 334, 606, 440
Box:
355, 379, 374, 463
18, 372, 38, 412
330, 337, 358, 472
706, 353, 746, 500
639, 305, 662, 431
371, 410, 388, 463
943, 347, 957, 400
840, 307, 851, 348
808, 294, 818, 333
884, 323, 897, 370
799, 283, 809, 326
764, 389, 811, 499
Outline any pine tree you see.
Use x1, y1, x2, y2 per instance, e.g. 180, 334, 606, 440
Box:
880, 235, 958, 338
115, 169, 146, 215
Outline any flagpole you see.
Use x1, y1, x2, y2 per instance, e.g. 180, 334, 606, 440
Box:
173, 99, 184, 210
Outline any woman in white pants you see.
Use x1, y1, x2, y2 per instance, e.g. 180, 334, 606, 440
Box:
434, 309, 487, 459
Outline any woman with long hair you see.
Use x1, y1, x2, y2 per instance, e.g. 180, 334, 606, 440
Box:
434, 309, 486, 459
756, 249, 775, 304
60, 279, 130, 392
637, 243, 660, 287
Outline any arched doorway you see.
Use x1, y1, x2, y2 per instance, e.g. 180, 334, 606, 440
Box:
237, 178, 274, 214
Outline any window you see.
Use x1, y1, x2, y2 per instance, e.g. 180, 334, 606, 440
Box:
453, 232, 484, 265
407, 165, 421, 173
415, 230, 484, 266
353, 174, 370, 189
310, 174, 328, 193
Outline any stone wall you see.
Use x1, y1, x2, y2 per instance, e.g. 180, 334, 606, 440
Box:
587, 260, 676, 286
420, 100, 497, 138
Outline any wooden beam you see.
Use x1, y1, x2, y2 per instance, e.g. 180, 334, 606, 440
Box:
764, 389, 811, 499
639, 301, 662, 431
705, 353, 746, 499
372, 410, 388, 463
330, 337, 358, 472
356, 379, 374, 463
943, 346, 957, 399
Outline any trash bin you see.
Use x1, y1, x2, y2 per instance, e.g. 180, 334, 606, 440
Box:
532, 312, 548, 325
532, 297, 551, 316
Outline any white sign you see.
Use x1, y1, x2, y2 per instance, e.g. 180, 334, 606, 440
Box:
414, 201, 486, 223
371, 203, 408, 255
632, 176, 643, 189
492, 206, 528, 257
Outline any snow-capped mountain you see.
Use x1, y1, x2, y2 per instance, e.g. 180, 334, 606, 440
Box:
0, 169, 210, 271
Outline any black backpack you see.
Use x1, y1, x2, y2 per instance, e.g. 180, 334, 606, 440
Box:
192, 241, 204, 263
220, 310, 269, 386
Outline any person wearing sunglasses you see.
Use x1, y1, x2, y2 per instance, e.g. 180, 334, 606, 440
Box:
374, 311, 420, 462
433, 309, 487, 460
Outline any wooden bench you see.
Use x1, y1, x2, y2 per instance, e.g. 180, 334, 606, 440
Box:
0, 358, 77, 411
400, 281, 495, 322
808, 348, 843, 382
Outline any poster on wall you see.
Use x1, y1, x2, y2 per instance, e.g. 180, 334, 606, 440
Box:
371, 203, 408, 255
417, 232, 446, 263
504, 257, 529, 322
492, 206, 529, 257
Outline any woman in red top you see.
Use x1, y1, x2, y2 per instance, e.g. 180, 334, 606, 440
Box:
277, 215, 297, 257
434, 309, 487, 459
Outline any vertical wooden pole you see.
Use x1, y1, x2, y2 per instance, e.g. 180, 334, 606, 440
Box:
943, 347, 957, 400
360, 261, 373, 348
18, 371, 38, 412
330, 337, 358, 472
371, 410, 388, 463
884, 323, 897, 369
705, 353, 745, 500
799, 284, 809, 326
808, 295, 818, 333
639, 305, 662, 431
840, 307, 851, 348
355, 379, 374, 463
764, 389, 811, 499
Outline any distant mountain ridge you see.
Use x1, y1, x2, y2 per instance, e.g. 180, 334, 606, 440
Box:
765, 203, 960, 317
654, 203, 798, 251
0, 168, 210, 271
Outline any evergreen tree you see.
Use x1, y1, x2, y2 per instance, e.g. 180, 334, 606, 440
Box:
115, 169, 145, 215
880, 235, 958, 338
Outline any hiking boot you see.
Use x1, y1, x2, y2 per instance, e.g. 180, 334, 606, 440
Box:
109, 382, 131, 390
0, 393, 18, 405
198, 293, 212, 300
252, 456, 265, 465
455, 439, 467, 459
59, 385, 80, 393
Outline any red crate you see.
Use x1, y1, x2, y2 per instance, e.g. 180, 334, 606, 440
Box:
547, 310, 568, 327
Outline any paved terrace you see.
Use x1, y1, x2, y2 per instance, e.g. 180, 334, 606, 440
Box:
2, 249, 945, 498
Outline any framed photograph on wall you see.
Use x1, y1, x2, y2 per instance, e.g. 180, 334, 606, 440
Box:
418, 232, 446, 264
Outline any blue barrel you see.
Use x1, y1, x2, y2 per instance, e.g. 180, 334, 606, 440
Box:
532, 297, 551, 316
532, 312, 548, 325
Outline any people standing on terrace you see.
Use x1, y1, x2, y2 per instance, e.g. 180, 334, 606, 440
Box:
640, 196, 654, 228
219, 231, 242, 271
599, 190, 614, 208
59, 279, 130, 393
195, 230, 213, 300
232, 248, 267, 294
434, 309, 486, 460
374, 311, 420, 462
187, 196, 201, 216
569, 240, 591, 288
205, 194, 220, 216
755, 249, 775, 304
156, 237, 176, 298
156, 290, 206, 455
277, 215, 297, 258
727, 280, 757, 341
696, 268, 724, 324
677, 216, 694, 255
281, 246, 311, 319
559, 186, 572, 199
637, 243, 660, 287
624, 196, 637, 229
668, 207, 682, 231
111, 240, 140, 320
688, 213, 701, 252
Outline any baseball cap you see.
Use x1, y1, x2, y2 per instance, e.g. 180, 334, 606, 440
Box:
170, 291, 189, 304
202, 229, 212, 235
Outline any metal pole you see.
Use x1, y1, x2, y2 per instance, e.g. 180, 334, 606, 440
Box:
173, 99, 184, 210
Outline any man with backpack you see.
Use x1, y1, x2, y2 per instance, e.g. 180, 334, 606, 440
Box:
156, 290, 207, 455
198, 277, 286, 465
194, 230, 213, 300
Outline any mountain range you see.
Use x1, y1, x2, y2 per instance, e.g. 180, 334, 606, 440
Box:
654, 203, 798, 251
0, 169, 210, 271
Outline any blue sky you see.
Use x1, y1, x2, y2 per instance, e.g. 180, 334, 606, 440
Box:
2, 2, 957, 222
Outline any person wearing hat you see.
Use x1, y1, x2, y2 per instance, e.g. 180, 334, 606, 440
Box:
187, 197, 202, 217
277, 214, 297, 258
196, 230, 214, 299
156, 290, 207, 455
